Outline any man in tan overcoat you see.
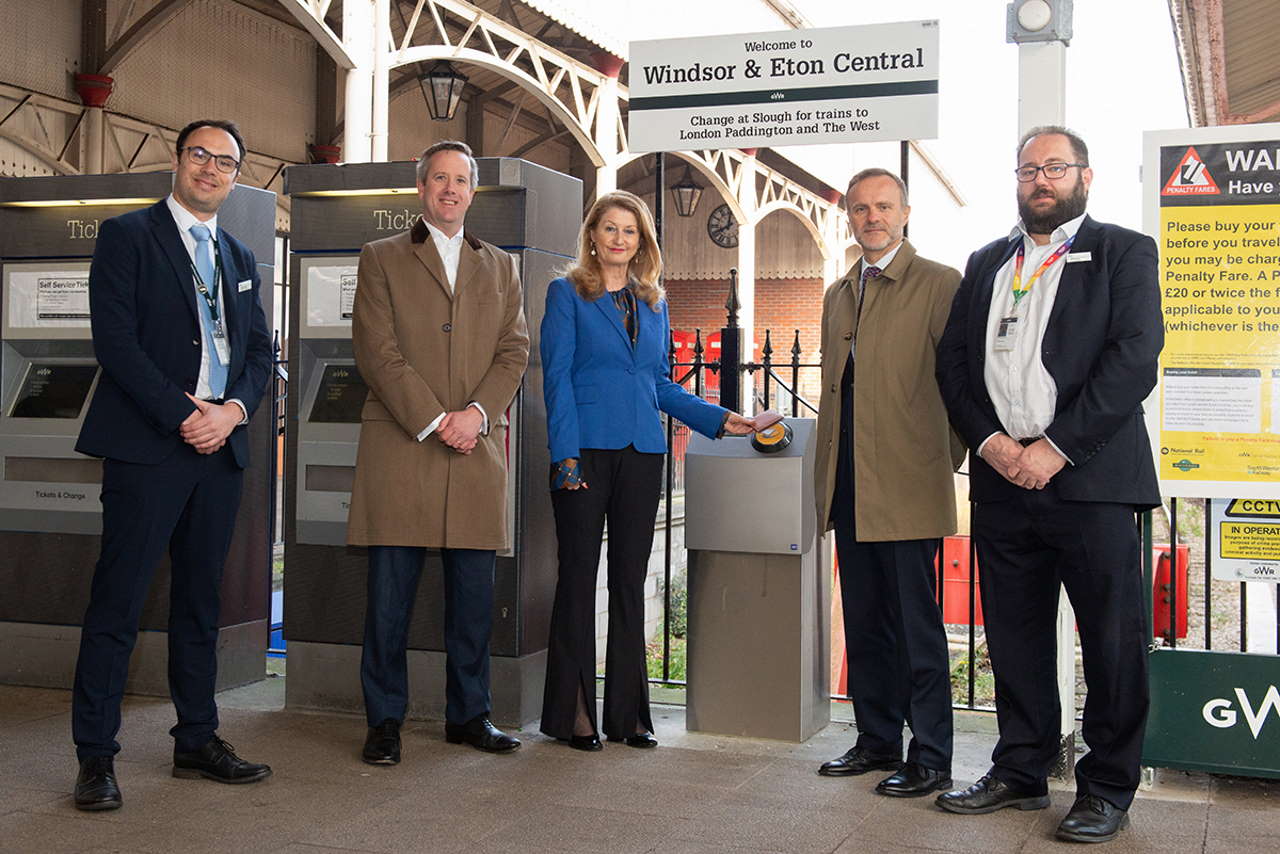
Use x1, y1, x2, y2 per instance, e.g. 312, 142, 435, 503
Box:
348, 140, 529, 765
813, 168, 964, 797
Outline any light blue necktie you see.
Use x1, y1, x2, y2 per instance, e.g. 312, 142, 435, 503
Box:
189, 224, 228, 398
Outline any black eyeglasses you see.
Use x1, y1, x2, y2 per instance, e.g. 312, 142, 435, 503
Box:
181, 145, 241, 174
1015, 162, 1086, 182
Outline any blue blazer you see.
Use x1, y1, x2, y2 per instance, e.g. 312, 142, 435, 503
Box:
76, 200, 273, 468
541, 276, 725, 462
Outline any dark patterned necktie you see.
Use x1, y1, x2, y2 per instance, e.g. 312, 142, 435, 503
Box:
851, 264, 881, 362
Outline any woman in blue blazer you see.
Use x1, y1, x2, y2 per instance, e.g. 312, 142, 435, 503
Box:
540, 190, 754, 750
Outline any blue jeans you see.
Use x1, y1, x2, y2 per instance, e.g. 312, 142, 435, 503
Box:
360, 545, 495, 726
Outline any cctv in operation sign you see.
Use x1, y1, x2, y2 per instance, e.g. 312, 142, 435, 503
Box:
627, 20, 939, 153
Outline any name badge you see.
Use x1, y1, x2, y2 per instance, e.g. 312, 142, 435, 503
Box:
238, 279, 252, 292
212, 323, 231, 366
1066, 251, 1092, 263
994, 315, 1019, 352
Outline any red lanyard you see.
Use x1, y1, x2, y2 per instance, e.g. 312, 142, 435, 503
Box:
1012, 235, 1075, 308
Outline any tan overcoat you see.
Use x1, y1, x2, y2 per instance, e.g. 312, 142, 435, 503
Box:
346, 219, 529, 549
813, 240, 965, 542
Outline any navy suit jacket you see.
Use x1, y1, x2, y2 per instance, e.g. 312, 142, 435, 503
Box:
935, 215, 1163, 509
76, 199, 272, 468
541, 276, 725, 463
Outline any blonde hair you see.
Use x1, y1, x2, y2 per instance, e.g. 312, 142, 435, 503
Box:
567, 191, 664, 310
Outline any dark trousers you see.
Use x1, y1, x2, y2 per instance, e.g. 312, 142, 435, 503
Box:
72, 446, 243, 760
540, 446, 662, 740
974, 488, 1149, 809
832, 363, 953, 770
361, 545, 495, 727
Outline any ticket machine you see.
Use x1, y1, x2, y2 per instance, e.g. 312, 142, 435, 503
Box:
283, 159, 580, 724
0, 172, 277, 692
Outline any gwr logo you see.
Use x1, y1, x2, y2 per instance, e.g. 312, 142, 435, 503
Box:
1202, 685, 1280, 739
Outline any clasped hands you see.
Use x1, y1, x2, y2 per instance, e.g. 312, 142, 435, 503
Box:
180, 393, 242, 454
980, 433, 1066, 490
436, 405, 484, 454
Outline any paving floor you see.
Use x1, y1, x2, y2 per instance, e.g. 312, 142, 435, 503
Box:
1, 675, 1276, 854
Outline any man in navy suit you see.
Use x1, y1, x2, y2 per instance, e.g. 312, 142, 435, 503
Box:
70, 119, 273, 811
934, 126, 1162, 843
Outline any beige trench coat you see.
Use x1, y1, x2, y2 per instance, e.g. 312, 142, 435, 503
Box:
346, 220, 529, 549
813, 240, 965, 542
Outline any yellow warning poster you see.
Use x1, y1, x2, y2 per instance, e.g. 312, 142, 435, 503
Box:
1211, 499, 1280, 580
1146, 129, 1280, 498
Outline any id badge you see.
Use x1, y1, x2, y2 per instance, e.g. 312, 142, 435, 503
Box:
994, 315, 1019, 352
212, 324, 231, 366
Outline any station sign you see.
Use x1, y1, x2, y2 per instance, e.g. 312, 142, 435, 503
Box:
628, 20, 939, 152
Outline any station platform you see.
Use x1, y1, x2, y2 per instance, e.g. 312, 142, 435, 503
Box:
1, 677, 1275, 853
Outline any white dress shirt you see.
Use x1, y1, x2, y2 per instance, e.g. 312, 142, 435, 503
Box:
979, 212, 1086, 463
165, 195, 246, 423
416, 220, 487, 441
423, 219, 465, 291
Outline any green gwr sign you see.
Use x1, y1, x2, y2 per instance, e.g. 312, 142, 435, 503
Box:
1143, 648, 1280, 779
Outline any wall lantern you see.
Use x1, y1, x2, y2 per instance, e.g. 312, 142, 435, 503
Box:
670, 166, 704, 218
421, 61, 468, 121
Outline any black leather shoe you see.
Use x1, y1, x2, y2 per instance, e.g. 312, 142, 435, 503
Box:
609, 732, 658, 749
444, 716, 520, 753
362, 719, 401, 765
172, 735, 272, 784
875, 762, 953, 798
936, 774, 1050, 814
817, 747, 902, 777
74, 756, 121, 811
1056, 795, 1130, 843
568, 734, 603, 752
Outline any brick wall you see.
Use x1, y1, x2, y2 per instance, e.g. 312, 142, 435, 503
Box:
666, 276, 826, 408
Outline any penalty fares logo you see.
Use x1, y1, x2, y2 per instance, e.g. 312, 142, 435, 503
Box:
1162, 147, 1221, 196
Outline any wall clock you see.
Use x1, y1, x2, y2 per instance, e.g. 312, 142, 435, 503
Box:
707, 203, 739, 249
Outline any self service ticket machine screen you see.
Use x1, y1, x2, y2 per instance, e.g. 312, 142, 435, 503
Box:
10, 363, 97, 419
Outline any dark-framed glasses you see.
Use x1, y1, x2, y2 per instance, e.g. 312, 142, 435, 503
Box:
1015, 162, 1086, 182
181, 145, 241, 174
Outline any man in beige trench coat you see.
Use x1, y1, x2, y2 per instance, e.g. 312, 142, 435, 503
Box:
347, 140, 530, 765
813, 168, 964, 797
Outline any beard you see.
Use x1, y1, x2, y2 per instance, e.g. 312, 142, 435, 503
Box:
1018, 180, 1088, 234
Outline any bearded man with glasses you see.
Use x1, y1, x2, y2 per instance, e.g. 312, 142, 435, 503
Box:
935, 126, 1162, 843
70, 119, 274, 811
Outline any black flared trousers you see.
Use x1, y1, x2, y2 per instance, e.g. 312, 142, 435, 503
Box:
540, 446, 663, 740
